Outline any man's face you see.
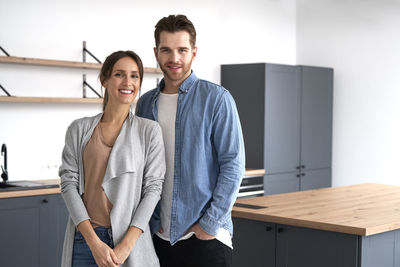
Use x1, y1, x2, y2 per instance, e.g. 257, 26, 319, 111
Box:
154, 30, 197, 86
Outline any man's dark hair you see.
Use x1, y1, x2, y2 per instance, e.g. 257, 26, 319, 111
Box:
154, 14, 196, 48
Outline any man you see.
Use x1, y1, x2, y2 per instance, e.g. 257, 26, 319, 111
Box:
136, 14, 245, 267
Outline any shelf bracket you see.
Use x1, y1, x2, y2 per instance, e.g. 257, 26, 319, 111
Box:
0, 84, 12, 97
0, 46, 10, 56
82, 41, 102, 64
82, 74, 102, 98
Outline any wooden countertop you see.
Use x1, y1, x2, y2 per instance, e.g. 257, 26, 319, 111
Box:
0, 168, 264, 199
233, 183, 400, 236
244, 169, 265, 176
0, 179, 60, 199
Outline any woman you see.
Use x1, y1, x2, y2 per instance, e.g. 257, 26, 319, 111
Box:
59, 50, 165, 267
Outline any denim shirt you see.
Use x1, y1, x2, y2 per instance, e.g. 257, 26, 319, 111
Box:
136, 72, 245, 245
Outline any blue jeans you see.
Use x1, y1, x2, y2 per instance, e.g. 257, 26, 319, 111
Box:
72, 227, 114, 267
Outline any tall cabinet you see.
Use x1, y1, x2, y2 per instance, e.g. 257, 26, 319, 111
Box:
221, 63, 333, 195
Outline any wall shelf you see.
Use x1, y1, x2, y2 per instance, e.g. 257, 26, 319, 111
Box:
0, 53, 162, 104
0, 96, 102, 104
0, 55, 163, 74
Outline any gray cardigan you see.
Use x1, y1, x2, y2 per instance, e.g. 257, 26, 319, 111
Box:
59, 112, 165, 267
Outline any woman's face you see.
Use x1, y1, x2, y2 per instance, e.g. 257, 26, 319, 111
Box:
102, 57, 141, 107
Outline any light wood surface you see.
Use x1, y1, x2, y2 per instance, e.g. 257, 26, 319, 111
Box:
0, 179, 60, 199
0, 170, 264, 199
233, 183, 400, 236
244, 169, 265, 176
0, 55, 162, 74
0, 187, 61, 199
0, 96, 141, 104
0, 55, 101, 69
0, 96, 103, 103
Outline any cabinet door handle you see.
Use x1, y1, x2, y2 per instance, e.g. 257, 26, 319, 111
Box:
296, 174, 301, 177
301, 173, 305, 176
266, 226, 273, 232
296, 166, 301, 170
42, 199, 48, 203
277, 228, 284, 233
301, 165, 306, 169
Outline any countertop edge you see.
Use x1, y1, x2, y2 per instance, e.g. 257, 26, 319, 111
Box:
0, 169, 264, 199
0, 179, 61, 199
232, 209, 367, 236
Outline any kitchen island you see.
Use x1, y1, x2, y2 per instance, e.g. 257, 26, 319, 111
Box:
232, 183, 400, 267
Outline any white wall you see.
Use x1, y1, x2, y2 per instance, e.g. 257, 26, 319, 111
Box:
0, 0, 296, 181
297, 0, 400, 186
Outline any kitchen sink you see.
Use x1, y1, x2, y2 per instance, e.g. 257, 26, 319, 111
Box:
0, 183, 17, 188
0, 180, 59, 192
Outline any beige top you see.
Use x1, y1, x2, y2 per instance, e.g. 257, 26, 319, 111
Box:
82, 124, 113, 228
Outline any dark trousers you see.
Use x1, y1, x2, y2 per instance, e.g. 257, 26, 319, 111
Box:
153, 235, 232, 267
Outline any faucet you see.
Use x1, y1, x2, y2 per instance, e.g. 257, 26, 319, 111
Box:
1, 144, 8, 183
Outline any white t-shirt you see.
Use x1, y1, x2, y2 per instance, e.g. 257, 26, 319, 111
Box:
156, 92, 232, 249
156, 92, 177, 242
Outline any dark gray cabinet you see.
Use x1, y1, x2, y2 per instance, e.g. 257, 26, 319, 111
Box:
233, 217, 400, 267
299, 66, 333, 171
232, 217, 275, 267
221, 63, 333, 195
275, 224, 358, 267
0, 194, 68, 267
264, 168, 331, 195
